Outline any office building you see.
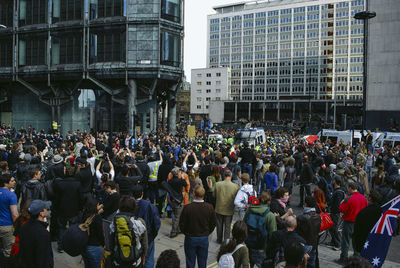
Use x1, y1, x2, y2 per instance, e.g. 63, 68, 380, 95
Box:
365, 0, 400, 130
190, 67, 231, 119
0, 0, 184, 134
207, 0, 365, 126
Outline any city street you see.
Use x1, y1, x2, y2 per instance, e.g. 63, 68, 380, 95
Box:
53, 184, 400, 268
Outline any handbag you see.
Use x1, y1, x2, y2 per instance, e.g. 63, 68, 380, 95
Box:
317, 204, 334, 232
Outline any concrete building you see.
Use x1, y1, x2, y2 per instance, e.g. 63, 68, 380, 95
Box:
365, 0, 400, 130
190, 67, 231, 119
207, 0, 366, 127
0, 0, 184, 134
176, 80, 191, 122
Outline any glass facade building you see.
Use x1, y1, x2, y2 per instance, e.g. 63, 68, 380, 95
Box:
207, 0, 365, 124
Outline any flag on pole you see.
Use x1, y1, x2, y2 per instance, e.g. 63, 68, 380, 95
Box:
361, 195, 400, 267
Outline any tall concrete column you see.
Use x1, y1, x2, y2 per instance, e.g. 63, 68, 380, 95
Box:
149, 107, 154, 132
277, 102, 280, 122
128, 79, 137, 136
293, 102, 296, 120
153, 109, 157, 132
248, 102, 251, 121
234, 102, 238, 122
168, 94, 177, 135
262, 103, 265, 121
325, 102, 329, 123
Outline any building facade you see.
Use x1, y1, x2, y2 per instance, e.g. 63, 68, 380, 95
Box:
207, 0, 366, 127
0, 0, 184, 134
176, 80, 190, 122
190, 67, 231, 118
365, 0, 400, 130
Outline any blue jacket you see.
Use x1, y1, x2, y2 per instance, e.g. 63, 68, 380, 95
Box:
135, 199, 161, 242
264, 172, 278, 192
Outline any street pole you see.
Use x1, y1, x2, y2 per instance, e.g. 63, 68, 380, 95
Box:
354, 10, 376, 131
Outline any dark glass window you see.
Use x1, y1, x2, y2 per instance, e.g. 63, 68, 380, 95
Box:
0, 1, 13, 27
161, 0, 181, 23
19, 0, 48, 26
19, 35, 47, 66
51, 33, 82, 65
90, 29, 125, 63
0, 37, 12, 67
160, 30, 181, 67
90, 0, 124, 19
53, 0, 83, 22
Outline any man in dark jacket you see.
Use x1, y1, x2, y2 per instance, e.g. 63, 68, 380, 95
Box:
133, 185, 161, 268
328, 176, 346, 250
168, 167, 187, 238
53, 166, 82, 253
353, 190, 382, 254
298, 157, 313, 207
135, 154, 150, 198
115, 165, 143, 196
19, 200, 53, 268
296, 196, 321, 268
75, 157, 93, 201
239, 141, 255, 178
21, 168, 47, 207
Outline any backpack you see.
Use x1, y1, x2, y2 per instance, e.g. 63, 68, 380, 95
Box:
61, 215, 95, 257
110, 213, 143, 266
245, 208, 270, 249
217, 243, 244, 268
239, 188, 258, 206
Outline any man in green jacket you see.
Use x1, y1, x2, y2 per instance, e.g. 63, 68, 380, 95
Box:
244, 191, 277, 268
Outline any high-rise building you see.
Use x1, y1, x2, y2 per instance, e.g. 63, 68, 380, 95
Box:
0, 0, 184, 134
207, 0, 366, 126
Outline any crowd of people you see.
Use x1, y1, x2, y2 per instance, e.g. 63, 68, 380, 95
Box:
0, 123, 399, 268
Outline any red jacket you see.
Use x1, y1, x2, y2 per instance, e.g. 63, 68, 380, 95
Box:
339, 192, 367, 222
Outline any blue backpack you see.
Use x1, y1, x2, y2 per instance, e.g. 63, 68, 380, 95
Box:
245, 208, 270, 249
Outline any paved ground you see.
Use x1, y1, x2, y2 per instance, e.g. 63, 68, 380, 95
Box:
54, 184, 400, 267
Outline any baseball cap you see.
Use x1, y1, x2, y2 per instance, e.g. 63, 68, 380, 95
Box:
28, 200, 52, 215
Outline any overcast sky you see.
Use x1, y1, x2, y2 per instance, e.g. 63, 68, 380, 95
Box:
184, 0, 237, 82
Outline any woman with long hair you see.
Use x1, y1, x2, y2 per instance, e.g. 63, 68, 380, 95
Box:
81, 197, 104, 268
312, 188, 326, 213
217, 221, 249, 268
205, 165, 222, 207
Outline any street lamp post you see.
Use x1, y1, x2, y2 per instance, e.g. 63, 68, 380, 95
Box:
354, 10, 376, 131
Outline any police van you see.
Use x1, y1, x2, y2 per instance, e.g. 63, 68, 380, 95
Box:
373, 132, 400, 152
318, 129, 362, 146
235, 128, 266, 147
207, 134, 224, 144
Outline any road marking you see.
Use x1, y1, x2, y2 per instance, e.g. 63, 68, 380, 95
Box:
207, 261, 217, 268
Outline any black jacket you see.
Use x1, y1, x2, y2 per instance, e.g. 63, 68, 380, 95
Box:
136, 160, 150, 186
19, 220, 54, 268
76, 166, 94, 193
329, 187, 346, 214
300, 163, 314, 184
267, 229, 306, 260
296, 210, 321, 250
53, 177, 82, 218
21, 180, 47, 207
239, 147, 255, 164
353, 204, 382, 253
115, 168, 143, 196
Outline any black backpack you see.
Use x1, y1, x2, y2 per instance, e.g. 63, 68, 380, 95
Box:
110, 213, 143, 266
62, 215, 95, 257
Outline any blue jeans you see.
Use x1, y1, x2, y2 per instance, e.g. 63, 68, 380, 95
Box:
82, 245, 102, 268
366, 166, 373, 183
144, 240, 155, 268
308, 249, 316, 268
184, 236, 209, 268
242, 163, 253, 182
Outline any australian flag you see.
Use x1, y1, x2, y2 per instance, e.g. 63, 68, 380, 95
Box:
361, 195, 400, 267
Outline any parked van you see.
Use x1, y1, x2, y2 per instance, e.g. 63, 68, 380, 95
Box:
373, 132, 400, 152
208, 134, 224, 144
318, 129, 362, 146
234, 128, 266, 147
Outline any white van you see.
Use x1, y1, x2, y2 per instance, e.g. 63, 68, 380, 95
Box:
208, 134, 224, 144
373, 132, 400, 152
318, 129, 362, 146
235, 128, 266, 147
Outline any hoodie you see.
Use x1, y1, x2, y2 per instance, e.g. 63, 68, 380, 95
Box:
21, 179, 47, 206
234, 184, 256, 210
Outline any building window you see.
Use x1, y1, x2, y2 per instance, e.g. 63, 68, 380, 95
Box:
196, 89, 201, 93
90, 29, 126, 63
197, 97, 202, 102
206, 105, 209, 109
216, 81, 221, 85
160, 30, 181, 67
19, 0, 48, 26
0, 37, 12, 67
206, 89, 211, 93
216, 72, 221, 77
216, 89, 221, 93
197, 73, 202, 77
89, 0, 124, 19
206, 73, 211, 77
53, 0, 83, 22
161, 0, 181, 23
0, 1, 13, 27
197, 82, 202, 86
51, 33, 82, 65
206, 97, 211, 101
197, 105, 201, 109
19, 35, 47, 66
206, 81, 211, 85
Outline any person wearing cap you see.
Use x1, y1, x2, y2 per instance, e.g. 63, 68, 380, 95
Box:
0, 174, 18, 257
19, 199, 53, 268
168, 166, 187, 238
133, 185, 161, 268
